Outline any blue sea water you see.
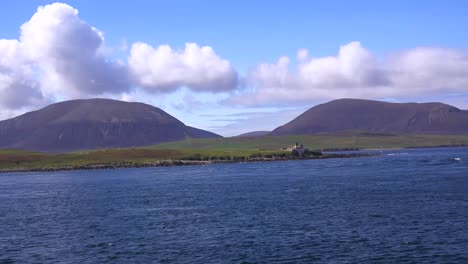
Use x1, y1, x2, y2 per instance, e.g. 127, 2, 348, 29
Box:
0, 147, 467, 263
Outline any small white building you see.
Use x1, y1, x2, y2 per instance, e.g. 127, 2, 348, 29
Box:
285, 142, 305, 155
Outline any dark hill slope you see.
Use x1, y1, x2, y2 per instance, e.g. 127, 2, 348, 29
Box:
271, 98, 468, 135
0, 99, 220, 152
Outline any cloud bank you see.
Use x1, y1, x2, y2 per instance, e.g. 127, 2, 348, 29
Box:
0, 3, 237, 114
234, 42, 468, 105
1, 2, 468, 120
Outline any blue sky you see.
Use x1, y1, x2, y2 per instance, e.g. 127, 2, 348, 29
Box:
1, 1, 468, 135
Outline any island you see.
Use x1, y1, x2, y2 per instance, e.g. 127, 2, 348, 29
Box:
0, 144, 373, 173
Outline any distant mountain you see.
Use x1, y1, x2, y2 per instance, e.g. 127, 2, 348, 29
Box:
271, 98, 468, 135
0, 99, 221, 152
236, 131, 270, 138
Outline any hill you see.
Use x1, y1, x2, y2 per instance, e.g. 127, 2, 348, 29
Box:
0, 99, 220, 152
271, 99, 468, 135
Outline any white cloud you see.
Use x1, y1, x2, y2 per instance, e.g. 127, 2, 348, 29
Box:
0, 39, 47, 111
128, 42, 238, 92
20, 3, 130, 97
234, 42, 468, 106
2, 1, 468, 132
1, 2, 239, 119
0, 3, 130, 116
387, 47, 468, 93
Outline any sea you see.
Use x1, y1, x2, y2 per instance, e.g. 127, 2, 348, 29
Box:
0, 147, 467, 263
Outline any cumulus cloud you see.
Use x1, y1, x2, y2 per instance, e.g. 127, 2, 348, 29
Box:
234, 42, 468, 106
0, 2, 239, 119
387, 47, 468, 93
20, 3, 130, 97
2, 1, 468, 125
0, 3, 130, 112
0, 3, 130, 116
128, 42, 238, 92
0, 39, 46, 111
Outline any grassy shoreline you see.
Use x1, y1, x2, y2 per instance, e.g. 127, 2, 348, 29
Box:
2, 133, 468, 173
0, 152, 373, 174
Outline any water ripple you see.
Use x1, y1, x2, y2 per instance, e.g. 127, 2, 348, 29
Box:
0, 147, 467, 263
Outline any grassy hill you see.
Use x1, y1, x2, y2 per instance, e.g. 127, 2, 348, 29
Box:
271, 98, 468, 135
0, 98, 220, 152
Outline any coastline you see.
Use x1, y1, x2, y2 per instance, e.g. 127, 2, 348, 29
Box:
0, 153, 373, 174
328, 144, 468, 152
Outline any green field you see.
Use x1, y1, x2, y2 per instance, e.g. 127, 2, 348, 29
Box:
151, 133, 468, 151
1, 133, 468, 172
0, 148, 290, 172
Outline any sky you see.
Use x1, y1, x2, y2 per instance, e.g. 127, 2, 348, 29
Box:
1, 0, 468, 136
